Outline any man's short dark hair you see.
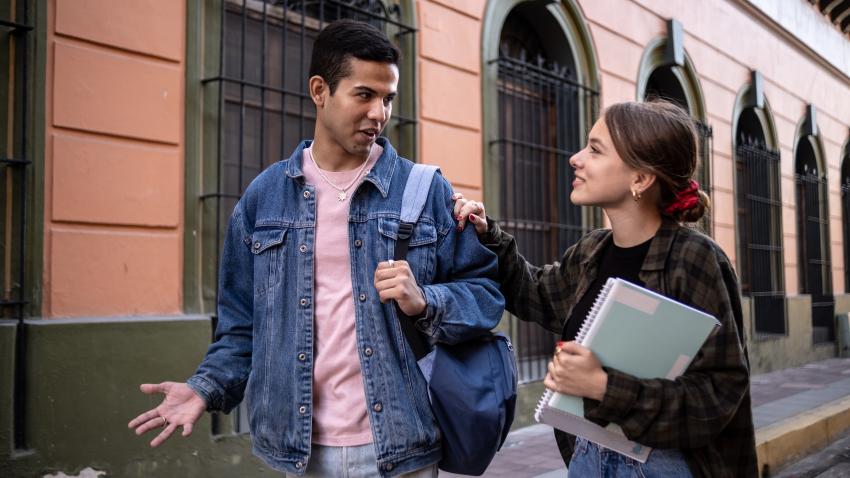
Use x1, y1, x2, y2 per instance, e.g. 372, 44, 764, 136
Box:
309, 19, 401, 94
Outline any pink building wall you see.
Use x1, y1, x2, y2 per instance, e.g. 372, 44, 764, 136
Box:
417, 0, 850, 296
43, 0, 186, 317
40, 0, 848, 318
417, 0, 487, 202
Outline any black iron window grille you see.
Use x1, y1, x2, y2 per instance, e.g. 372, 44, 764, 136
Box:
492, 48, 598, 383
695, 121, 713, 235
1, 1, 32, 450
842, 157, 850, 293
736, 138, 786, 336
796, 156, 834, 343
200, 0, 415, 433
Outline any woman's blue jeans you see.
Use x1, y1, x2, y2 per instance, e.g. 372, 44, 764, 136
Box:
568, 437, 693, 477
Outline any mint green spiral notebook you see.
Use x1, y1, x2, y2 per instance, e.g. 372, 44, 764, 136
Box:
534, 277, 720, 462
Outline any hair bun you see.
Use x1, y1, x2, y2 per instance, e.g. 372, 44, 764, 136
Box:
678, 189, 710, 223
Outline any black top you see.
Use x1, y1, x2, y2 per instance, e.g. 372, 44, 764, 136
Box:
561, 236, 652, 341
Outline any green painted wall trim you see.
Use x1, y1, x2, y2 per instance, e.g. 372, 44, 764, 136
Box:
2, 316, 273, 477
0, 0, 46, 318
183, 0, 223, 315
24, 0, 47, 318
0, 321, 16, 475
635, 36, 706, 123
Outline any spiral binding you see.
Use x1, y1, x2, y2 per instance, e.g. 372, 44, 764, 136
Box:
576, 278, 616, 345
534, 389, 554, 418
534, 278, 618, 419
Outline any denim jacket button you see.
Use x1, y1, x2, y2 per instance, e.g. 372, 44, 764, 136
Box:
421, 320, 430, 329
295, 461, 304, 469
300, 298, 308, 306
359, 293, 366, 302
299, 244, 307, 253
303, 191, 310, 199
384, 463, 394, 471
299, 405, 307, 414
298, 353, 306, 361
364, 347, 373, 357
354, 239, 363, 247
253, 241, 261, 250
373, 402, 383, 412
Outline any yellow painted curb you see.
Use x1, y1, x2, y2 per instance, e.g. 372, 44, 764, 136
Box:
755, 394, 850, 476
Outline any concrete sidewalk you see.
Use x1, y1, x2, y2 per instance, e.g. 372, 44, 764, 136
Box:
441, 357, 850, 478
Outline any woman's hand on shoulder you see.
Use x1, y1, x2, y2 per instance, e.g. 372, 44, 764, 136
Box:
451, 192, 488, 235
544, 341, 608, 401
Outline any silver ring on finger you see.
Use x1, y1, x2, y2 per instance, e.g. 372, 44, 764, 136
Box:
160, 416, 168, 427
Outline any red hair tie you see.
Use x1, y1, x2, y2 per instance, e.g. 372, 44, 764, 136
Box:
663, 180, 700, 216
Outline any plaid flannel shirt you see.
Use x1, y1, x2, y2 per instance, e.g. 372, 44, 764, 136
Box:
482, 217, 758, 478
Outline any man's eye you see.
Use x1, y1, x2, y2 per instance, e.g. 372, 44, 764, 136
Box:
384, 97, 394, 105
359, 93, 371, 99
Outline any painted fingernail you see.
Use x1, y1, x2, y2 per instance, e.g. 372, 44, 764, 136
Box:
456, 225, 464, 232
470, 214, 477, 222
556, 341, 567, 348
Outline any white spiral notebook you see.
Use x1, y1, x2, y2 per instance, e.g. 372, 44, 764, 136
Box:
534, 277, 720, 462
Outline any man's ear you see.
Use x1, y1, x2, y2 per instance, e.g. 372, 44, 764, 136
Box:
309, 75, 327, 108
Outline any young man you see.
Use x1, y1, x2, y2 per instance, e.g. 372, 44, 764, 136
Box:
128, 19, 504, 477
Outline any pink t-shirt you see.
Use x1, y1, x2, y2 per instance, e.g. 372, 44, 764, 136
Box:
302, 144, 382, 446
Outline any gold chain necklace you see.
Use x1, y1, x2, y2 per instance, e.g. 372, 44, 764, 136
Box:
309, 148, 371, 202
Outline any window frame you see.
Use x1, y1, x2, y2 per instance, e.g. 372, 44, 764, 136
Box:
731, 81, 786, 337
481, 0, 600, 384
185, 0, 418, 317
793, 118, 834, 344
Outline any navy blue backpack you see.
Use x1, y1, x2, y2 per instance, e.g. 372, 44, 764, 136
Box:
394, 164, 518, 475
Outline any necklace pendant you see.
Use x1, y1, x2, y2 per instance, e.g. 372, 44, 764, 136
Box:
337, 191, 347, 202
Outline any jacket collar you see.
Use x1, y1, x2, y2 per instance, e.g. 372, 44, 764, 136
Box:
580, 218, 680, 272
284, 137, 397, 198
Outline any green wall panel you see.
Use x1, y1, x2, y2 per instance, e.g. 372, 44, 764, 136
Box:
2, 317, 270, 477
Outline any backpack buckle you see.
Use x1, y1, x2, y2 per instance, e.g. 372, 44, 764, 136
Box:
397, 222, 414, 240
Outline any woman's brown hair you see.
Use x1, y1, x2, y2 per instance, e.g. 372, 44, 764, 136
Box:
603, 100, 710, 223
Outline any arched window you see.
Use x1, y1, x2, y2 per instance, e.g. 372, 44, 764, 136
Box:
841, 141, 850, 292
733, 75, 785, 336
637, 22, 712, 235
795, 107, 834, 343
482, 0, 599, 382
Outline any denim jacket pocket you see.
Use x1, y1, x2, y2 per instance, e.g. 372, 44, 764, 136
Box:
377, 217, 438, 283
251, 227, 288, 294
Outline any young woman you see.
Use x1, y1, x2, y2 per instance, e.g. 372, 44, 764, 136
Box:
453, 101, 757, 477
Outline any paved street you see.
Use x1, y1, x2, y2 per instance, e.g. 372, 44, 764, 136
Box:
774, 429, 850, 477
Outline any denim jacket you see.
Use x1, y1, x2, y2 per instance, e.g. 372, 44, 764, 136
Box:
187, 138, 505, 477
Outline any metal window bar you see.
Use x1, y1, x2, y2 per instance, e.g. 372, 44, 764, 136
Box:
492, 54, 598, 384
201, 0, 416, 433
1, 0, 32, 450
736, 139, 786, 336
695, 121, 713, 236
796, 164, 834, 343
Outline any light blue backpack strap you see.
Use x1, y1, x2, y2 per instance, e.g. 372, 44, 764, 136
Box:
400, 164, 440, 224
